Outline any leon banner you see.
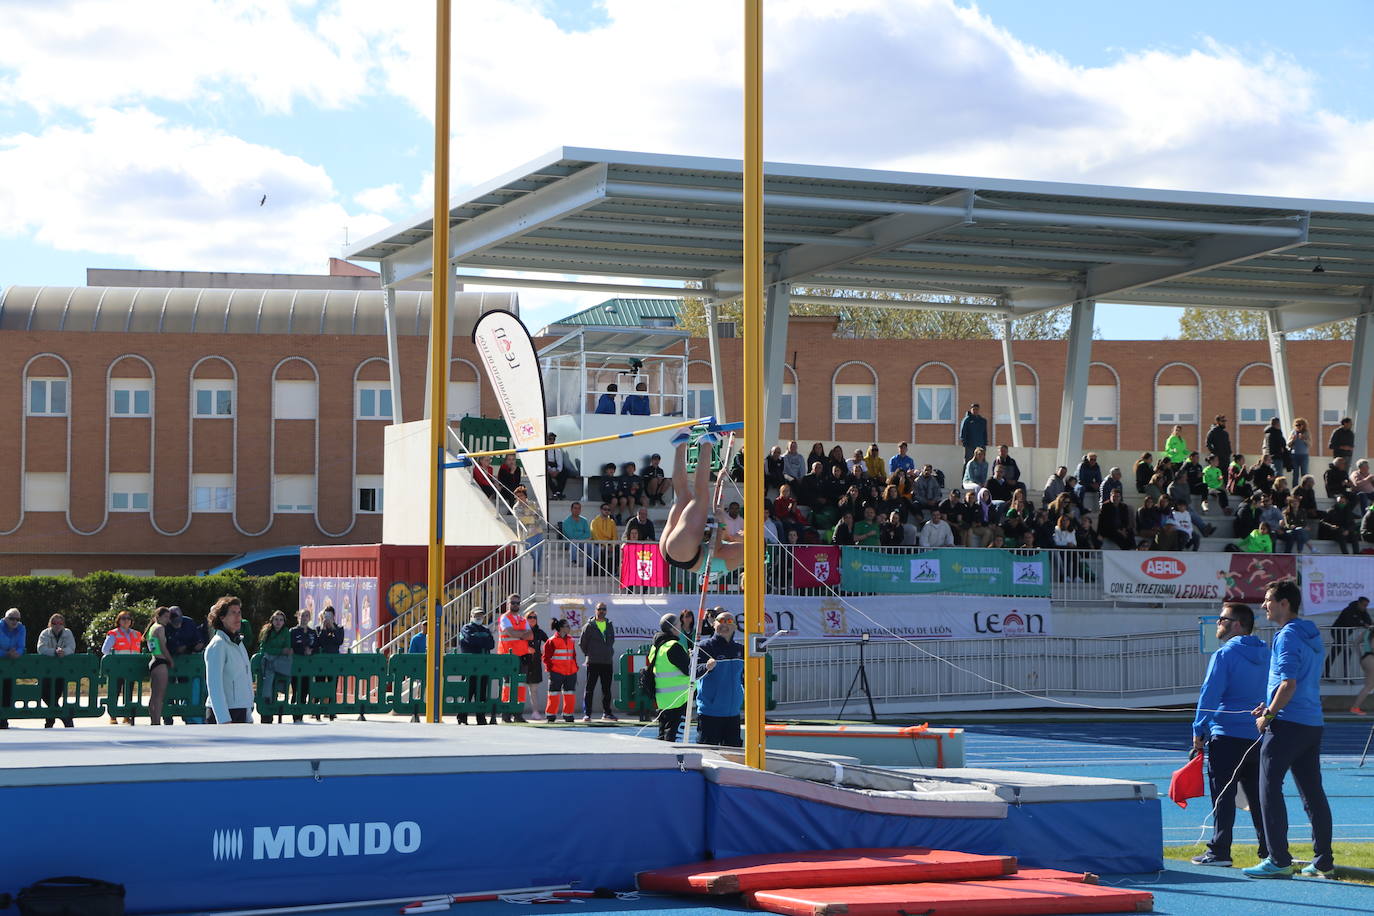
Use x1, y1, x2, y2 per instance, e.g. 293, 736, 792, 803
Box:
838, 547, 1050, 596
472, 309, 548, 517
1103, 552, 1297, 603
620, 543, 667, 589
793, 545, 841, 587
1298, 555, 1374, 615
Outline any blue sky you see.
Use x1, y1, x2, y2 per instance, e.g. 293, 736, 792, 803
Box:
2, 0, 1372, 339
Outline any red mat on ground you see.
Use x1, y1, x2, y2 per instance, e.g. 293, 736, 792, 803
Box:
1012, 869, 1098, 884
745, 878, 1152, 916
636, 848, 1016, 895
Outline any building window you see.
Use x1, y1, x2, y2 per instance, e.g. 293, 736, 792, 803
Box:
193, 381, 234, 417
780, 382, 796, 423
686, 385, 715, 419
110, 380, 152, 417
834, 384, 875, 422
1320, 385, 1346, 426
1084, 385, 1117, 424
641, 316, 676, 329
110, 473, 151, 512
274, 475, 315, 513
357, 475, 384, 513
715, 321, 737, 339
191, 474, 234, 513
1156, 385, 1198, 424
273, 379, 317, 420
447, 381, 479, 421
993, 384, 1036, 424
356, 383, 394, 420
29, 569, 74, 577
27, 377, 68, 416
23, 472, 68, 512
914, 385, 954, 423
1238, 385, 1278, 425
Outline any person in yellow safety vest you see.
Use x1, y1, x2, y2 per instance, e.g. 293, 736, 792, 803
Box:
649, 613, 715, 742
542, 618, 580, 723
496, 593, 531, 723
101, 611, 144, 724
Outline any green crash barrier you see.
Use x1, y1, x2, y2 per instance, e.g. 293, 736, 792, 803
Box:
164, 654, 207, 723
387, 653, 522, 721
615, 643, 776, 716
100, 654, 154, 722
255, 654, 391, 720
0, 654, 104, 721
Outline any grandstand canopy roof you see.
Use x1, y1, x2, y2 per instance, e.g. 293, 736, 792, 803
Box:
347, 146, 1374, 333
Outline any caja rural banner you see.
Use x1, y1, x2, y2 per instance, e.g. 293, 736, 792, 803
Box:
1298, 555, 1374, 615
1102, 552, 1296, 604
839, 547, 1051, 597
549, 594, 1052, 641
471, 309, 548, 518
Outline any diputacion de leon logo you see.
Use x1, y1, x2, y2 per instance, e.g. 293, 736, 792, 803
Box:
212, 821, 422, 862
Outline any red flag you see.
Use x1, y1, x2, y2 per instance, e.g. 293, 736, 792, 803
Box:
620, 543, 667, 588
793, 546, 841, 587
1168, 753, 1205, 808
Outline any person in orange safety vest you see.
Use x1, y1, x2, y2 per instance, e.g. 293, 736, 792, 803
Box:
496, 593, 531, 722
542, 618, 580, 723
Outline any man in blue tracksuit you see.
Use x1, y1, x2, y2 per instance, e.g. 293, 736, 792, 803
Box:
1243, 579, 1335, 878
1189, 602, 1269, 867
694, 610, 745, 747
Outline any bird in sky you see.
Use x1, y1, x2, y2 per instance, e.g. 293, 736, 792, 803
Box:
260, 194, 267, 206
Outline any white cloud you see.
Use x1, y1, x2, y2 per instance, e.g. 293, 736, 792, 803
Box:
354, 182, 404, 213
0, 108, 388, 272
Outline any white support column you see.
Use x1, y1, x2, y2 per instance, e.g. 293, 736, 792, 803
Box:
1347, 289, 1374, 450
381, 283, 404, 424
1264, 310, 1295, 434
703, 298, 728, 424
1056, 299, 1096, 466
999, 319, 1023, 449
763, 281, 791, 448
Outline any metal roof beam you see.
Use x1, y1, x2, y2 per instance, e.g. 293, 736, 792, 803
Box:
786, 292, 1010, 315
1272, 294, 1371, 333
903, 241, 1191, 267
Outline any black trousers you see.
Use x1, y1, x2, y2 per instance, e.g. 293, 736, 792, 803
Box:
40, 678, 74, 727
584, 662, 613, 715
657, 703, 686, 742
1206, 735, 1266, 859
697, 714, 742, 747
1259, 719, 1333, 870
206, 707, 249, 724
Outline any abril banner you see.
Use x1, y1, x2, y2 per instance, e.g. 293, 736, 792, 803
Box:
1102, 552, 1297, 604
549, 594, 1053, 640
838, 547, 1050, 596
1299, 555, 1374, 615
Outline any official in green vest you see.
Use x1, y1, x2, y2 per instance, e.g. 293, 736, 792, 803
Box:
649, 614, 695, 742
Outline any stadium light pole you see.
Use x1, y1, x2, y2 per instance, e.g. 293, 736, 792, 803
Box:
425, 0, 452, 724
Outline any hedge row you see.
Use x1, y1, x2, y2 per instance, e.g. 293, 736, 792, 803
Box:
0, 572, 298, 653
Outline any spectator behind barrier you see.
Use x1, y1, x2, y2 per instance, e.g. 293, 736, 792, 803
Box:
0, 608, 26, 729
36, 613, 76, 728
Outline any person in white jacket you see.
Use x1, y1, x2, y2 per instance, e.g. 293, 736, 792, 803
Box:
918, 509, 955, 548
36, 613, 76, 728
204, 596, 254, 724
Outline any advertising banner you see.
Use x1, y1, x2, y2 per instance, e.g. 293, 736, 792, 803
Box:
1102, 552, 1297, 604
472, 309, 548, 517
793, 545, 841, 587
838, 547, 1050, 597
620, 543, 668, 589
549, 594, 1052, 641
299, 577, 369, 649
1299, 555, 1374, 615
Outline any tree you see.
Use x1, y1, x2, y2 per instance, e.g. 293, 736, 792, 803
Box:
1176, 308, 1353, 340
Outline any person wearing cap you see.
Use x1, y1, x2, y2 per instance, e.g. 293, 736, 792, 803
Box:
164, 605, 205, 724
694, 610, 745, 747
0, 608, 26, 729
36, 613, 76, 728
458, 607, 496, 725
579, 601, 617, 722
648, 614, 698, 742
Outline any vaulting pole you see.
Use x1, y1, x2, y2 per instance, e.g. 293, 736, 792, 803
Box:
742, 0, 766, 771
425, 0, 452, 724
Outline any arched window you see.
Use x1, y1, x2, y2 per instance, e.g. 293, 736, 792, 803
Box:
991, 362, 1040, 447
1235, 362, 1277, 427
448, 358, 480, 420
1154, 362, 1202, 450
911, 361, 958, 444
1318, 363, 1351, 432
685, 359, 716, 419
831, 361, 878, 440
780, 364, 799, 425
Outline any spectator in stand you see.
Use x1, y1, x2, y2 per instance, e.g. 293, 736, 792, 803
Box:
805, 442, 828, 473
1256, 492, 1283, 533
772, 484, 805, 536
853, 505, 881, 546
470, 455, 496, 501
1361, 505, 1374, 546
545, 433, 571, 501
579, 601, 616, 722
1203, 455, 1230, 515
824, 463, 850, 504
1324, 456, 1353, 500
542, 618, 579, 723
1288, 418, 1311, 486
1250, 453, 1276, 495
1051, 516, 1081, 580
781, 440, 807, 485
1134, 453, 1155, 495
561, 501, 592, 573
1000, 490, 1031, 543
888, 442, 915, 476
1153, 518, 1187, 551
1075, 453, 1103, 511
512, 485, 545, 573
1330, 417, 1356, 462
876, 483, 905, 523
1100, 467, 1124, 505
1165, 425, 1190, 466
1321, 492, 1361, 554
912, 464, 943, 519
831, 512, 856, 546
35, 613, 75, 728
864, 444, 885, 481
1278, 498, 1312, 554
457, 607, 496, 725
617, 461, 647, 514
827, 445, 848, 475
1228, 454, 1252, 501
588, 501, 618, 578
1098, 489, 1135, 551
1136, 496, 1163, 546
1263, 417, 1289, 474
594, 383, 618, 414
1172, 498, 1201, 551
1229, 520, 1274, 553
1295, 475, 1321, 520
494, 455, 521, 499
920, 508, 955, 547
848, 448, 868, 480
642, 453, 668, 506
985, 464, 1014, 504
621, 381, 651, 415
796, 461, 825, 508
937, 491, 967, 544
0, 608, 26, 729
1350, 460, 1374, 513
970, 488, 1003, 547
204, 597, 254, 725
958, 403, 987, 461
1043, 466, 1068, 508
1206, 415, 1233, 472
992, 445, 1025, 495
1182, 452, 1207, 503
879, 510, 905, 546
625, 506, 656, 542
963, 446, 988, 491
256, 610, 293, 724
765, 446, 786, 492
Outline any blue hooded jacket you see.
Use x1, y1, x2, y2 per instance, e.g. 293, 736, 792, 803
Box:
694, 634, 744, 717
1269, 617, 1325, 726
1193, 633, 1268, 740
0, 621, 26, 656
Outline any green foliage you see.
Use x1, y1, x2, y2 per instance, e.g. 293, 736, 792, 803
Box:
1176, 308, 1355, 340
0, 572, 297, 652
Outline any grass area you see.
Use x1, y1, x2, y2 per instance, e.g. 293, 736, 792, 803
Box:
1164, 843, 1374, 883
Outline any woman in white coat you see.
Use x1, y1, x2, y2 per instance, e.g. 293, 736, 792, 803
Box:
205, 596, 254, 724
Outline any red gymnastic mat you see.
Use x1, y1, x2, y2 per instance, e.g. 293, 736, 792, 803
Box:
745, 878, 1152, 916
1011, 869, 1098, 884
635, 848, 1016, 895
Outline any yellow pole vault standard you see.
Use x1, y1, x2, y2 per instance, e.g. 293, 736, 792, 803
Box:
742, 0, 766, 771
425, 0, 452, 725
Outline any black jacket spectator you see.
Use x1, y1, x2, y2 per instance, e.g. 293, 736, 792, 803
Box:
1325, 462, 1353, 499
165, 612, 204, 655
1321, 496, 1361, 554
459, 621, 495, 654
985, 475, 1014, 503
1250, 461, 1275, 494
289, 624, 316, 656
1330, 423, 1355, 460
1098, 500, 1135, 550
1264, 424, 1287, 465
1205, 423, 1232, 466
315, 623, 344, 654
992, 455, 1021, 483
1134, 460, 1153, 494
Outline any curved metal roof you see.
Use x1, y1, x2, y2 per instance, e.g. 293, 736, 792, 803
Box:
346, 146, 1374, 333
0, 287, 518, 335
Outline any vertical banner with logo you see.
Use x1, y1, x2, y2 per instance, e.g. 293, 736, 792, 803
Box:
355, 578, 379, 651
620, 542, 667, 588
1103, 552, 1297, 603
838, 547, 1049, 596
1299, 555, 1374, 615
793, 545, 841, 587
472, 309, 548, 518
